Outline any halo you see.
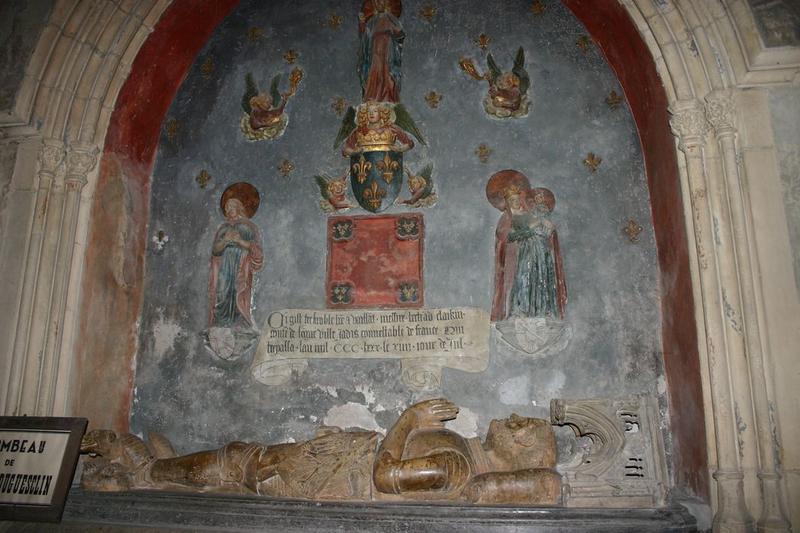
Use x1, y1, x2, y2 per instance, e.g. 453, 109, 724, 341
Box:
361, 0, 402, 20
220, 182, 260, 218
486, 169, 531, 211
528, 187, 555, 212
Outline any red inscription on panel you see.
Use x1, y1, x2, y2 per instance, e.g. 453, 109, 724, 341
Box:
327, 214, 424, 308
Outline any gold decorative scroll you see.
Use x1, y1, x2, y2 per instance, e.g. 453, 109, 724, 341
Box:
252, 307, 490, 391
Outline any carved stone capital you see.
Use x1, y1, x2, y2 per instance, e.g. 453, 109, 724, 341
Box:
704, 90, 736, 136
65, 144, 99, 190
39, 139, 66, 177
669, 99, 709, 151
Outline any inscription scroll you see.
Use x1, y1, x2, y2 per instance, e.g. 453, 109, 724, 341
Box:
252, 307, 489, 390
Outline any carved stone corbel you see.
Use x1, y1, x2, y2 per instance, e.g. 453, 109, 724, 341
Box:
550, 397, 668, 508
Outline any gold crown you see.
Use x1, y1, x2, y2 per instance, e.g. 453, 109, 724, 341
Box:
356, 128, 396, 152
503, 185, 523, 199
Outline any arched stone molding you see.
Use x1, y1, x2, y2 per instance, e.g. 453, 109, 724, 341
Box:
1, 1, 798, 532
0, 0, 169, 419
607, 2, 796, 530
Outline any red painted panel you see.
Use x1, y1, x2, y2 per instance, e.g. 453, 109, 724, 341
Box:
327, 214, 424, 308
563, 0, 709, 500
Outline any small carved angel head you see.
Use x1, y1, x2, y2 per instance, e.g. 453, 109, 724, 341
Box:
328, 177, 347, 197
250, 92, 274, 111
408, 174, 427, 193
496, 72, 520, 91
358, 102, 393, 128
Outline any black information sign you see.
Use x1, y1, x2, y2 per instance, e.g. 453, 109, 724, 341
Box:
0, 417, 87, 523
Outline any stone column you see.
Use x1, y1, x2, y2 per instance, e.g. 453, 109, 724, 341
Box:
669, 99, 754, 533
705, 90, 790, 533
3, 138, 65, 414
2, 139, 98, 419
37, 144, 98, 415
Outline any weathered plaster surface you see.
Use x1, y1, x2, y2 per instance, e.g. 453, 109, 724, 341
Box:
769, 86, 800, 294
0, 0, 53, 113
128, 0, 666, 458
748, 0, 800, 48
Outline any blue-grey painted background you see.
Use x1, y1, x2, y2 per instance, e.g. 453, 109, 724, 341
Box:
132, 0, 665, 461
0, 0, 53, 113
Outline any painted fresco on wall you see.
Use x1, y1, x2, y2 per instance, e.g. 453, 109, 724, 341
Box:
488, 170, 571, 357
203, 183, 264, 361
459, 47, 531, 119
240, 68, 303, 141
134, 0, 663, 458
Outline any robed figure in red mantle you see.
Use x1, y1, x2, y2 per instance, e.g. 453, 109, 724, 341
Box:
488, 171, 566, 323
358, 0, 404, 103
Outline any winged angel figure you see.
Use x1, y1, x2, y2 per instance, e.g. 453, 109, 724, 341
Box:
333, 101, 425, 155
314, 173, 352, 213
240, 68, 303, 141
459, 47, 531, 119
401, 164, 437, 207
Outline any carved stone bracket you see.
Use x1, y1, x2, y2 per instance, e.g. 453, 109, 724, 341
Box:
551, 398, 625, 479
551, 397, 668, 508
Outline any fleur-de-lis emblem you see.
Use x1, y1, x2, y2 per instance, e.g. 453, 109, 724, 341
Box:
332, 220, 353, 241
152, 230, 169, 251
283, 49, 299, 64
624, 219, 644, 242
396, 217, 421, 239
352, 155, 372, 184
398, 282, 419, 303
195, 169, 212, 189
326, 14, 343, 29
420, 5, 437, 21
200, 57, 215, 78
331, 283, 353, 304
583, 152, 602, 172
362, 181, 386, 210
474, 33, 492, 50
425, 90, 442, 109
376, 153, 400, 183
531, 1, 546, 15
331, 97, 347, 116
475, 143, 492, 163
247, 27, 264, 42
576, 35, 592, 52
606, 90, 624, 109
165, 118, 180, 141
278, 159, 295, 176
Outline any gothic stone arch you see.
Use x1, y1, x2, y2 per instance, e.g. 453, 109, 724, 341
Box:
2, 1, 798, 531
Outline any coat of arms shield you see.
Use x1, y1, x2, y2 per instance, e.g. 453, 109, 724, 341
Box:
349, 150, 403, 213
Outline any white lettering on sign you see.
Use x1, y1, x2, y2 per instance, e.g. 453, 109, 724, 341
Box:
252, 307, 490, 390
0, 430, 69, 505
